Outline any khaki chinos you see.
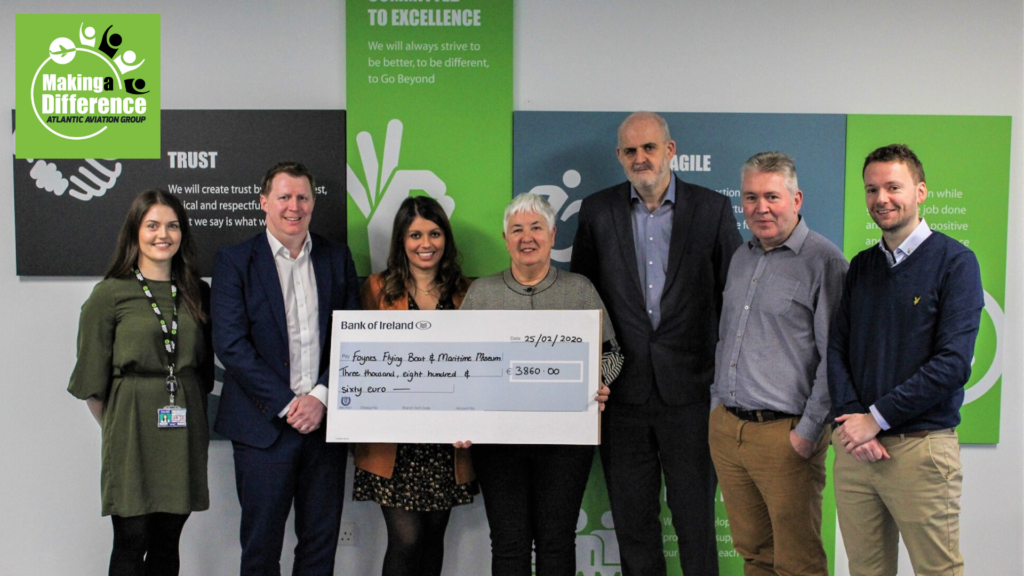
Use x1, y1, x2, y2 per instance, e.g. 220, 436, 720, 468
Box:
709, 405, 830, 576
832, 427, 963, 576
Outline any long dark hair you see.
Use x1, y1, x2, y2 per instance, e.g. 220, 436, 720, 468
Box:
105, 190, 207, 323
380, 196, 467, 305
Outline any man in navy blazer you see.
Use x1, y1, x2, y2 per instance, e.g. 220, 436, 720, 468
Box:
572, 113, 742, 576
213, 161, 359, 576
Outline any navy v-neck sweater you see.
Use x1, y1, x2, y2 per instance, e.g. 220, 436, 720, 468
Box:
827, 231, 984, 433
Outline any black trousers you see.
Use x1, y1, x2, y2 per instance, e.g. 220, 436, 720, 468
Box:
109, 512, 190, 576
601, 390, 719, 576
471, 443, 594, 576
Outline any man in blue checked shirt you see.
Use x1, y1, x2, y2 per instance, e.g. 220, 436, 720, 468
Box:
710, 151, 847, 576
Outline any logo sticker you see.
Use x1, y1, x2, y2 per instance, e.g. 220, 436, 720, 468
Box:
16, 14, 161, 159
347, 119, 452, 272
22, 157, 123, 202
575, 508, 621, 573
527, 169, 584, 263
964, 290, 1004, 404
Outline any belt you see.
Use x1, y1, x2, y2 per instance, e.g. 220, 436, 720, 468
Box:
877, 427, 955, 438
113, 367, 196, 378
726, 406, 799, 423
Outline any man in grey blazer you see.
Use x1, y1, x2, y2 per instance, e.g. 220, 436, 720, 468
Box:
572, 112, 742, 576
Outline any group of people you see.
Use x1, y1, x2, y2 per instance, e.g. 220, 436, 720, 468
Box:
69, 111, 981, 576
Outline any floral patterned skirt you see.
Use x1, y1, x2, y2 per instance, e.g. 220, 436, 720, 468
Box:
353, 443, 475, 511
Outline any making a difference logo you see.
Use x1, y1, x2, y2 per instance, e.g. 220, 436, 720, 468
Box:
16, 14, 161, 159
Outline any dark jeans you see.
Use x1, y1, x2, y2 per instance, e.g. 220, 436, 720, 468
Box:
109, 512, 190, 576
471, 443, 594, 576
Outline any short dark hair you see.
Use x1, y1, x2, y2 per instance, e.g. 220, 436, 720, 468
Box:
261, 161, 316, 197
862, 144, 926, 184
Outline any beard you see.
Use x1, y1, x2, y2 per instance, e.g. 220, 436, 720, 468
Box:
626, 162, 669, 193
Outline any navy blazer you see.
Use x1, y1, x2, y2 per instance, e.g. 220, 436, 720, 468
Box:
571, 177, 742, 406
212, 232, 360, 448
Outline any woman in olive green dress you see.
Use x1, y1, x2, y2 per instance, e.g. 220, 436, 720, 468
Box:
69, 190, 213, 576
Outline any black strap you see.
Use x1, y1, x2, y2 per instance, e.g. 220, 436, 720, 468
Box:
133, 268, 179, 392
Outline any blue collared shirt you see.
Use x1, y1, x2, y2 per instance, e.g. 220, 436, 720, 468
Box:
870, 218, 932, 430
711, 217, 848, 441
631, 178, 676, 330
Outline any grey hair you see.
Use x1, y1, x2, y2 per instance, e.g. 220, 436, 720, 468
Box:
740, 151, 799, 195
504, 193, 557, 232
618, 111, 672, 145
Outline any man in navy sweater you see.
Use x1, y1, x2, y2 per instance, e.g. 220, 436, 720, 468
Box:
828, 144, 983, 576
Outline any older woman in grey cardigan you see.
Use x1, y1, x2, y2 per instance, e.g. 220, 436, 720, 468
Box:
460, 193, 622, 576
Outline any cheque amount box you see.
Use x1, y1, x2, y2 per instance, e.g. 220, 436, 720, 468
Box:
508, 361, 584, 383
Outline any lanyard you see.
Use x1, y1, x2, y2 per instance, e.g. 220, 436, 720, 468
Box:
133, 269, 180, 404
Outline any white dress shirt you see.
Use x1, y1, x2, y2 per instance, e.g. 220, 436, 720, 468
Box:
266, 231, 326, 416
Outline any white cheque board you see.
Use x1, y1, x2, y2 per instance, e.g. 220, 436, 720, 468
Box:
326, 310, 602, 445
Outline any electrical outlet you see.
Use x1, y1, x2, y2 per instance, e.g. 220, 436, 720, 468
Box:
339, 521, 356, 546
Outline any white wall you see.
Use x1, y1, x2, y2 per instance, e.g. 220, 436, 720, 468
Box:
1, 1, 1020, 574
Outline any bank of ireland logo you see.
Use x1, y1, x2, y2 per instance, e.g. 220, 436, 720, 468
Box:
347, 119, 452, 272
340, 396, 352, 407
526, 169, 583, 263
16, 14, 160, 158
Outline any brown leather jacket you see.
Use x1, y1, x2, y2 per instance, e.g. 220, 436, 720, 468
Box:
352, 273, 475, 484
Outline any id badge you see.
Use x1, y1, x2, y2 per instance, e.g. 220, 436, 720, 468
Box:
157, 407, 187, 428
